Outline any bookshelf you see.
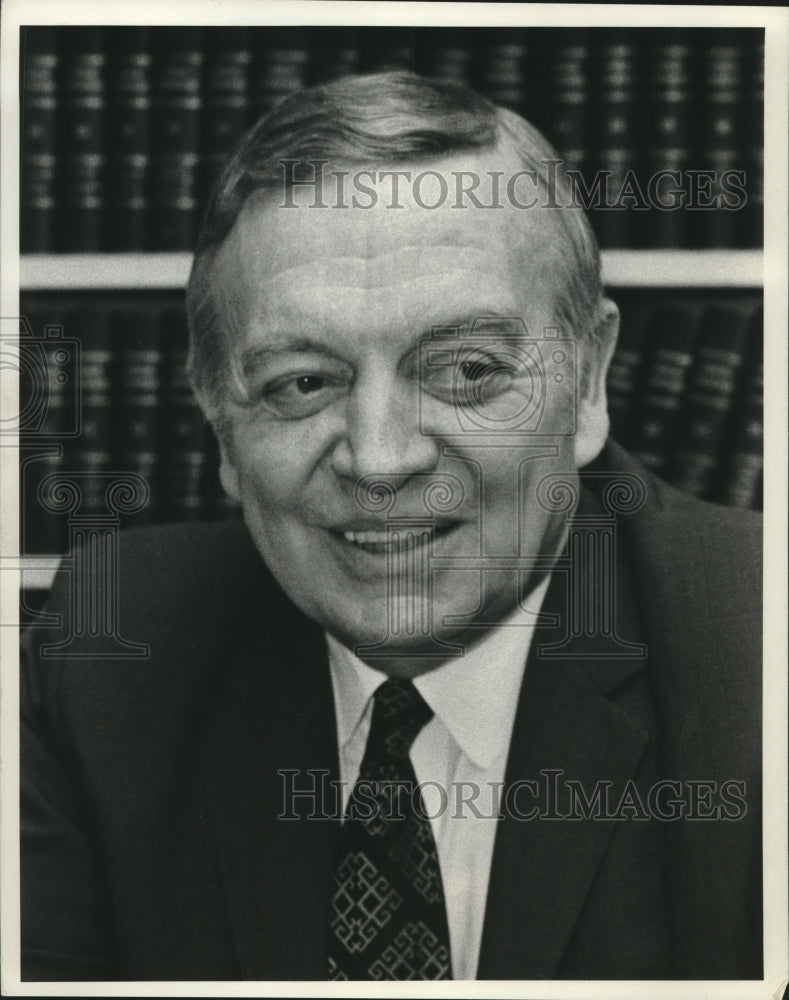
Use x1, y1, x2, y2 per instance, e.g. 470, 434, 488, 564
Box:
17, 25, 765, 597
20, 250, 764, 291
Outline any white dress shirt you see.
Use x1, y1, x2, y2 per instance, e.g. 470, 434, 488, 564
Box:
326, 574, 551, 980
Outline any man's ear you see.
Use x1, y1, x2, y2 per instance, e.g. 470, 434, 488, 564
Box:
218, 439, 241, 502
574, 298, 620, 468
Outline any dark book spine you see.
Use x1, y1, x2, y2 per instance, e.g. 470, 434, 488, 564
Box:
57, 27, 106, 251
149, 28, 203, 250
106, 27, 152, 251
356, 27, 415, 74
741, 39, 764, 248
158, 307, 206, 520
605, 298, 650, 445
306, 27, 359, 84
543, 32, 591, 177
19, 305, 79, 555
666, 304, 751, 497
20, 27, 59, 253
113, 306, 160, 524
628, 303, 700, 476
717, 305, 763, 509
200, 28, 251, 208
475, 37, 527, 115
695, 41, 746, 248
250, 31, 309, 121
66, 306, 115, 519
20, 443, 62, 555
590, 39, 640, 248
421, 30, 474, 86
38, 310, 81, 444
643, 35, 694, 248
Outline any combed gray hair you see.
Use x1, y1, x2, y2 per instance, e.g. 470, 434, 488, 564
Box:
185, 70, 603, 438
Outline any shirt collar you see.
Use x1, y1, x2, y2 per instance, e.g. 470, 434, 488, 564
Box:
327, 633, 384, 752
326, 573, 551, 770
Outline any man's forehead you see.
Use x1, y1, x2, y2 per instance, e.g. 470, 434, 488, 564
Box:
215, 143, 564, 283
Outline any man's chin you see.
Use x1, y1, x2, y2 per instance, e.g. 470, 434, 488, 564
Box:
312, 581, 519, 662
332, 633, 467, 679
322, 610, 467, 670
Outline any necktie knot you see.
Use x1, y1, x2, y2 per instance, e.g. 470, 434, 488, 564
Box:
368, 678, 434, 763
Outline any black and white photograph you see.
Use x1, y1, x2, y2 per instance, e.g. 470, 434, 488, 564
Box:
1, 1, 786, 995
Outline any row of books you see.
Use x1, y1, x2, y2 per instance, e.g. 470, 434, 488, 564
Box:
608, 292, 763, 509
20, 26, 763, 253
19, 296, 237, 557
16, 291, 762, 556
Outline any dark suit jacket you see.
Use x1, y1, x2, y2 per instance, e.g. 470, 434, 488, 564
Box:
20, 442, 763, 981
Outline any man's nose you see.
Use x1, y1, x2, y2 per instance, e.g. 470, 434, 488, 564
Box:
330, 373, 440, 480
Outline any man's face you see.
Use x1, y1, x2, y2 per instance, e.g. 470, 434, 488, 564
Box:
210, 146, 611, 670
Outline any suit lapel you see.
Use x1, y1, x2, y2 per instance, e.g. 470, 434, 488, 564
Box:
477, 485, 650, 979
201, 588, 341, 980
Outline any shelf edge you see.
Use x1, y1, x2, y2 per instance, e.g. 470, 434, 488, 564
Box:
15, 557, 61, 591
19, 250, 764, 290
602, 249, 763, 288
21, 254, 193, 290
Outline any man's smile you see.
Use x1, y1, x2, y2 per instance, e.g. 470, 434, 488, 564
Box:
334, 520, 464, 554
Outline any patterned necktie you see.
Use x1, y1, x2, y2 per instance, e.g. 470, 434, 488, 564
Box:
327, 678, 453, 980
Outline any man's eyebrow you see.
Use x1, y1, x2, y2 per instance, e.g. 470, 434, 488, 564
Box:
237, 339, 342, 368
236, 314, 526, 367
425, 313, 525, 335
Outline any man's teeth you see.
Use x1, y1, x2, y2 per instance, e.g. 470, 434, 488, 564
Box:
343, 529, 390, 544
341, 524, 456, 547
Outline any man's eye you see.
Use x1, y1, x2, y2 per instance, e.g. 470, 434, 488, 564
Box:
459, 360, 519, 406
256, 372, 347, 418
459, 359, 515, 382
422, 354, 519, 406
294, 375, 325, 395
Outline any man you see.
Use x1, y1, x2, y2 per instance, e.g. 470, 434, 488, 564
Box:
21, 71, 762, 981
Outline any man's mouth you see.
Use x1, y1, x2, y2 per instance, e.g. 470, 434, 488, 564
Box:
336, 521, 462, 555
